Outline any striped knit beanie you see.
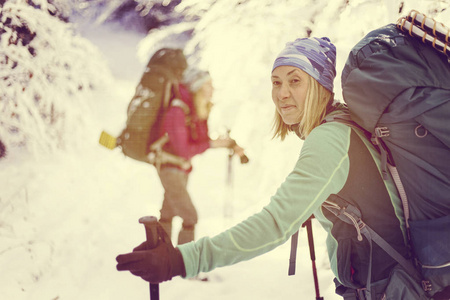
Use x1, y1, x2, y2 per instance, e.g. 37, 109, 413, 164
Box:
272, 37, 336, 92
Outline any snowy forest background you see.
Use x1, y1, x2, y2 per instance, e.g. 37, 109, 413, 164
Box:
1, 0, 449, 299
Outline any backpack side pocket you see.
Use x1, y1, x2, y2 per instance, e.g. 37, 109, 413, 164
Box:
383, 264, 428, 300
410, 215, 450, 277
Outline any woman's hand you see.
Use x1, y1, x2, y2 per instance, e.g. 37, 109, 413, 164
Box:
209, 137, 236, 149
210, 137, 249, 163
116, 223, 186, 283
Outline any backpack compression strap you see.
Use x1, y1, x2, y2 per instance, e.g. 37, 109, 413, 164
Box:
322, 200, 424, 298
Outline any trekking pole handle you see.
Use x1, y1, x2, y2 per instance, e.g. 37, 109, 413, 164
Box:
224, 128, 249, 164
139, 216, 160, 300
139, 216, 159, 248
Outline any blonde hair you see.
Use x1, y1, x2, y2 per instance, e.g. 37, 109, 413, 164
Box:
193, 90, 213, 120
272, 76, 332, 140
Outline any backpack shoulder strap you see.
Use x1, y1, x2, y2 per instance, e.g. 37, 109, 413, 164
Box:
326, 113, 413, 232
324, 113, 367, 135
326, 113, 393, 180
170, 98, 190, 115
145, 64, 182, 110
170, 99, 191, 128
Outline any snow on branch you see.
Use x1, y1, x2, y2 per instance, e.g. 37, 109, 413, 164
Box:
0, 1, 112, 157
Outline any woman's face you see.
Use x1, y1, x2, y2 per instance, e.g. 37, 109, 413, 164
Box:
199, 79, 214, 100
271, 66, 309, 125
194, 79, 214, 120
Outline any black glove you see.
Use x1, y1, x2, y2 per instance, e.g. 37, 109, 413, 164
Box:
116, 223, 186, 283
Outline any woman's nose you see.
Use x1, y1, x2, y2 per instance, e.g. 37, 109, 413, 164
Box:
277, 83, 290, 100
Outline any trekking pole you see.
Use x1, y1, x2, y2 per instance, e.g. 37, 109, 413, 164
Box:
225, 132, 234, 218
222, 129, 233, 219
139, 216, 160, 300
223, 128, 249, 220
302, 217, 324, 300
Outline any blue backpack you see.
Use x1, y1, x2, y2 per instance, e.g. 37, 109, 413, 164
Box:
288, 11, 449, 300
327, 10, 450, 299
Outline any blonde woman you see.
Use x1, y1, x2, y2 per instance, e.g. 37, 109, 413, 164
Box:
117, 37, 416, 299
186, 70, 214, 121
157, 69, 236, 247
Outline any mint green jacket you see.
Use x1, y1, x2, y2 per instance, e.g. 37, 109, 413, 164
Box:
178, 121, 405, 281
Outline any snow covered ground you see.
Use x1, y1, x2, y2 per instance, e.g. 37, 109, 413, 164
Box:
0, 22, 331, 299
1, 0, 449, 299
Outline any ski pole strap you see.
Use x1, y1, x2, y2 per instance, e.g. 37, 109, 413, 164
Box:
288, 230, 299, 276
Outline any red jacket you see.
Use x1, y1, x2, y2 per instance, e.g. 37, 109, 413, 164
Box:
159, 84, 210, 169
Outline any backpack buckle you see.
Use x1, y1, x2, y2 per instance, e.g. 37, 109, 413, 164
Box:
374, 126, 390, 138
422, 280, 432, 292
357, 219, 366, 230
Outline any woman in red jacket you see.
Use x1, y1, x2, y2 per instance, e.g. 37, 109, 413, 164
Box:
158, 70, 237, 245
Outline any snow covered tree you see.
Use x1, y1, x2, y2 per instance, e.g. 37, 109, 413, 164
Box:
0, 0, 113, 157
70, 0, 185, 32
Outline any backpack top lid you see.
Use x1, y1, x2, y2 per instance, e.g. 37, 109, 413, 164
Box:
148, 48, 188, 72
341, 24, 450, 133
